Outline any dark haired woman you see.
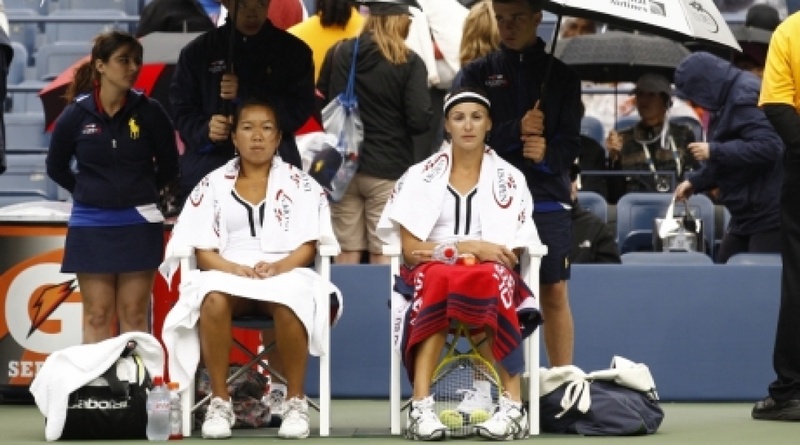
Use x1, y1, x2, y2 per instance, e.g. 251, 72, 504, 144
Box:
46, 30, 179, 344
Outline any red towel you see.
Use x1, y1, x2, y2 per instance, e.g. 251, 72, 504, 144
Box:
398, 261, 540, 381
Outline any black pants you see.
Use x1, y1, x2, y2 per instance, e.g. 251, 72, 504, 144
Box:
716, 229, 781, 264
769, 171, 800, 401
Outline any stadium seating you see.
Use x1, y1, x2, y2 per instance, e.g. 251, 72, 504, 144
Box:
615, 192, 715, 255
35, 41, 91, 81
45, 9, 130, 44
576, 190, 608, 222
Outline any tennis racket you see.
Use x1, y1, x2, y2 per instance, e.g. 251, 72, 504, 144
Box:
429, 322, 501, 437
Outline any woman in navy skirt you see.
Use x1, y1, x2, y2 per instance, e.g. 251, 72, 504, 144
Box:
45, 31, 179, 343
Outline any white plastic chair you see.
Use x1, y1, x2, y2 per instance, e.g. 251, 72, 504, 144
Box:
173, 242, 339, 437
384, 243, 548, 436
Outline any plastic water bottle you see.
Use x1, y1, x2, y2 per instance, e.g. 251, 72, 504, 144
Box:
433, 242, 458, 265
146, 376, 171, 441
167, 381, 183, 440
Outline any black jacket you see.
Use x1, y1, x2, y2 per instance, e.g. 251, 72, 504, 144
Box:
46, 90, 179, 208
317, 33, 432, 180
675, 52, 783, 235
136, 0, 214, 37
570, 205, 621, 264
170, 18, 315, 193
456, 38, 583, 209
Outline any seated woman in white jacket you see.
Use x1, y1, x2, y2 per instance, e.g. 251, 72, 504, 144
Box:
378, 88, 542, 441
159, 97, 341, 440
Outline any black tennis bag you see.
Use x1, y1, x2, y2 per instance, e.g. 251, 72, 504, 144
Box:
59, 341, 152, 440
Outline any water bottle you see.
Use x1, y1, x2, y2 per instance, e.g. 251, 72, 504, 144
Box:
433, 242, 458, 265
146, 376, 171, 441
167, 381, 183, 440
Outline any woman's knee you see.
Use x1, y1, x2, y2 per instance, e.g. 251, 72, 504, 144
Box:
201, 292, 233, 319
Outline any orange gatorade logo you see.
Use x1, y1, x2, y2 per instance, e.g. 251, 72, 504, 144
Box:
0, 249, 82, 386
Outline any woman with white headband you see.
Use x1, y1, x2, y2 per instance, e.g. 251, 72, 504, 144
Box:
377, 87, 542, 441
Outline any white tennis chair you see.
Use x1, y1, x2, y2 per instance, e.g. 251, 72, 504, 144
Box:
173, 242, 339, 437
385, 243, 548, 436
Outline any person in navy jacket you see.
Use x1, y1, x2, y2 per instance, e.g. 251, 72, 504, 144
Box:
454, 0, 582, 368
46, 30, 179, 344
673, 51, 783, 263
170, 0, 315, 207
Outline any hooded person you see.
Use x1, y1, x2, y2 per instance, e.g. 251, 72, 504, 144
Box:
673, 51, 784, 263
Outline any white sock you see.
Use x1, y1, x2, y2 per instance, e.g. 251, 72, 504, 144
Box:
474, 380, 491, 396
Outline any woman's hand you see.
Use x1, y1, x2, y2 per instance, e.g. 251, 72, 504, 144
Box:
460, 240, 518, 269
230, 263, 259, 278
253, 261, 286, 278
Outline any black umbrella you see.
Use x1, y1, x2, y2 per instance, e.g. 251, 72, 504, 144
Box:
554, 31, 691, 83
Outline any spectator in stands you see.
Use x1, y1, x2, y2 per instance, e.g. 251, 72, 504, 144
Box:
136, 0, 216, 37
673, 52, 783, 263
458, 0, 499, 68
753, 9, 800, 421
377, 87, 541, 441
405, 0, 468, 162
456, 0, 582, 368
317, 0, 431, 265
288, 0, 365, 83
569, 164, 620, 264
45, 31, 179, 344
576, 103, 609, 198
733, 4, 783, 77
160, 97, 342, 439
559, 16, 596, 38
170, 0, 314, 207
605, 73, 700, 204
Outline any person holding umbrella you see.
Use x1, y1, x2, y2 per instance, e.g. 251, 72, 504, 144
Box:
45, 30, 180, 343
455, 0, 582, 375
170, 0, 315, 208
605, 73, 700, 204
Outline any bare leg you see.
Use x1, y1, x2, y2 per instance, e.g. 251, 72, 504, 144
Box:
200, 291, 236, 400
336, 251, 363, 264
77, 273, 117, 344
539, 281, 574, 366
369, 252, 391, 264
116, 270, 156, 334
412, 330, 448, 400
267, 302, 309, 400
478, 332, 521, 401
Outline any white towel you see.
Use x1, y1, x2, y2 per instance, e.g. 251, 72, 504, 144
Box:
161, 268, 341, 392
377, 143, 540, 253
160, 157, 339, 284
29, 332, 165, 441
157, 156, 342, 392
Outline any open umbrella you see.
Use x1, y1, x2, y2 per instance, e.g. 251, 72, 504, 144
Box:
554, 31, 691, 83
543, 0, 741, 52
38, 32, 201, 131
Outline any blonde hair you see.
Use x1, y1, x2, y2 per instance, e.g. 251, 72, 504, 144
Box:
459, 1, 499, 66
362, 14, 410, 65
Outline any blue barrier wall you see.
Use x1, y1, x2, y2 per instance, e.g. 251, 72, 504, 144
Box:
306, 263, 781, 402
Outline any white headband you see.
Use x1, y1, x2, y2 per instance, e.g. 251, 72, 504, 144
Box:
443, 91, 491, 115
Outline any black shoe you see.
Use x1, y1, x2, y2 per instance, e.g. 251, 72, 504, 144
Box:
752, 397, 800, 420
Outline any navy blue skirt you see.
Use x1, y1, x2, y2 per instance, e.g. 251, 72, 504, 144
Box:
61, 223, 165, 273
